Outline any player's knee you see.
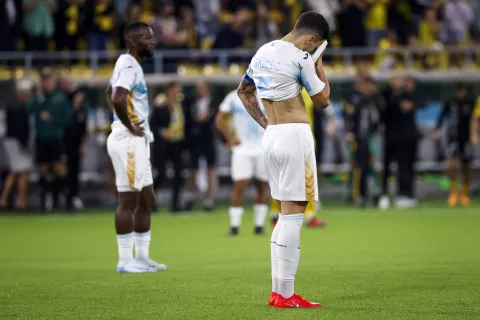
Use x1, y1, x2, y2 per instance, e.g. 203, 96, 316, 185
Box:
233, 181, 248, 193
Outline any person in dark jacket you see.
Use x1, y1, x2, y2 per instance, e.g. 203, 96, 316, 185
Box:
28, 69, 72, 212
433, 83, 476, 207
379, 75, 420, 210
150, 81, 186, 212
343, 74, 382, 207
0, 79, 33, 210
58, 75, 88, 211
184, 81, 217, 211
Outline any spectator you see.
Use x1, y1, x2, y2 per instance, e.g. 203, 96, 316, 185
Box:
28, 69, 72, 212
0, 80, 33, 211
151, 0, 180, 49
85, 0, 115, 53
254, 1, 279, 49
365, 0, 389, 47
442, 0, 473, 45
192, 0, 220, 37
184, 81, 218, 212
0, 0, 22, 54
418, 7, 442, 69
338, 0, 367, 47
375, 30, 400, 70
178, 6, 200, 50
150, 82, 187, 213
55, 0, 87, 53
23, 0, 57, 52
118, 1, 142, 49
212, 6, 254, 49
58, 75, 87, 211
472, 0, 480, 43
387, 0, 415, 45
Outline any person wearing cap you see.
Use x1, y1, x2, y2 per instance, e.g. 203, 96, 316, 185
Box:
433, 83, 477, 207
27, 69, 72, 212
343, 73, 383, 207
0, 79, 34, 210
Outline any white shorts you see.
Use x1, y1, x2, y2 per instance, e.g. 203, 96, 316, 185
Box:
231, 150, 268, 182
4, 138, 33, 173
107, 127, 153, 192
262, 123, 318, 202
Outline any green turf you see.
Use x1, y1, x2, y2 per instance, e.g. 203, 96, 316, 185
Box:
1, 203, 480, 320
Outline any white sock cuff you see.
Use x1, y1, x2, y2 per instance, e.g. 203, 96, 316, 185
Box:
279, 213, 304, 221
134, 231, 151, 236
229, 207, 244, 214
117, 232, 134, 239
253, 204, 268, 210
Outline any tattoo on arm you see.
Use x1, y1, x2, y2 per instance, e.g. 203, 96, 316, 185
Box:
237, 78, 268, 129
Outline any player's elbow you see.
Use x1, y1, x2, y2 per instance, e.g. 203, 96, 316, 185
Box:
312, 95, 330, 109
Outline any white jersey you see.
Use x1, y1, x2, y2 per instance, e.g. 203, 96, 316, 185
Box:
245, 40, 325, 101
219, 90, 266, 155
111, 53, 149, 129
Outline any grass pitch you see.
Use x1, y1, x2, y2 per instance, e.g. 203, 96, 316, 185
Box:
0, 203, 480, 320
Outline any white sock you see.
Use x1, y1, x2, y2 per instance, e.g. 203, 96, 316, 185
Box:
229, 207, 244, 227
117, 233, 134, 265
277, 213, 304, 299
134, 231, 151, 261
254, 204, 268, 227
270, 215, 282, 293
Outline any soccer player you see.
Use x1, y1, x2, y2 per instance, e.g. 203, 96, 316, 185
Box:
106, 22, 167, 273
238, 12, 330, 308
215, 90, 269, 236
433, 83, 476, 207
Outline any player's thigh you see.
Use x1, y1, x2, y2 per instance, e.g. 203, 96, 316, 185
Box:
117, 191, 139, 213
231, 152, 254, 181
139, 184, 155, 211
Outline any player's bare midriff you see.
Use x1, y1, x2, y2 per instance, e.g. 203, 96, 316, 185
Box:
262, 94, 309, 125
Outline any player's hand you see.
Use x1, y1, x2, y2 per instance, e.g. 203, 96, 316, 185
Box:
400, 100, 414, 113
228, 136, 241, 147
40, 111, 53, 122
471, 134, 479, 146
23, 148, 32, 156
432, 129, 441, 140
131, 120, 145, 137
80, 143, 87, 155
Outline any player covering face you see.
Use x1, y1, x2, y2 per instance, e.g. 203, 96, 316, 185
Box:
237, 11, 330, 308
106, 22, 166, 273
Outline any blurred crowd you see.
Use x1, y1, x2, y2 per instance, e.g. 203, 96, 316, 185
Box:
1, 69, 480, 212
1, 0, 480, 56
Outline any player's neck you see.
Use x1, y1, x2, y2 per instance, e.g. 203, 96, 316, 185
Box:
127, 50, 141, 63
281, 32, 306, 51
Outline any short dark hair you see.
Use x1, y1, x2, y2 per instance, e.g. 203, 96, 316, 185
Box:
123, 22, 150, 38
293, 11, 330, 40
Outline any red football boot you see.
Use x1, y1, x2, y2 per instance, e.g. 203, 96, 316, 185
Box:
306, 217, 326, 228
268, 292, 278, 306
274, 293, 322, 308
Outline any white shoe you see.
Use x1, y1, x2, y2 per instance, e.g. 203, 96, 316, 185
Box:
378, 196, 390, 210
72, 197, 84, 210
116, 261, 156, 273
135, 258, 167, 271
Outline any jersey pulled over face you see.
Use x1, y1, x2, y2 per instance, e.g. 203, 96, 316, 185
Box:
111, 53, 149, 127
220, 90, 266, 154
245, 40, 325, 101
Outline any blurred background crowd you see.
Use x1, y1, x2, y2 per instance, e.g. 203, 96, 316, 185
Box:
1, 0, 480, 213
1, 0, 480, 72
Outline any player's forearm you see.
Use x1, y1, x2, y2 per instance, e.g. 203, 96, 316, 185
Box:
315, 62, 330, 100
471, 117, 478, 139
237, 78, 268, 129
238, 94, 268, 129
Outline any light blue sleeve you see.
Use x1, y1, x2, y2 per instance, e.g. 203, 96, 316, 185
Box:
298, 54, 325, 97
